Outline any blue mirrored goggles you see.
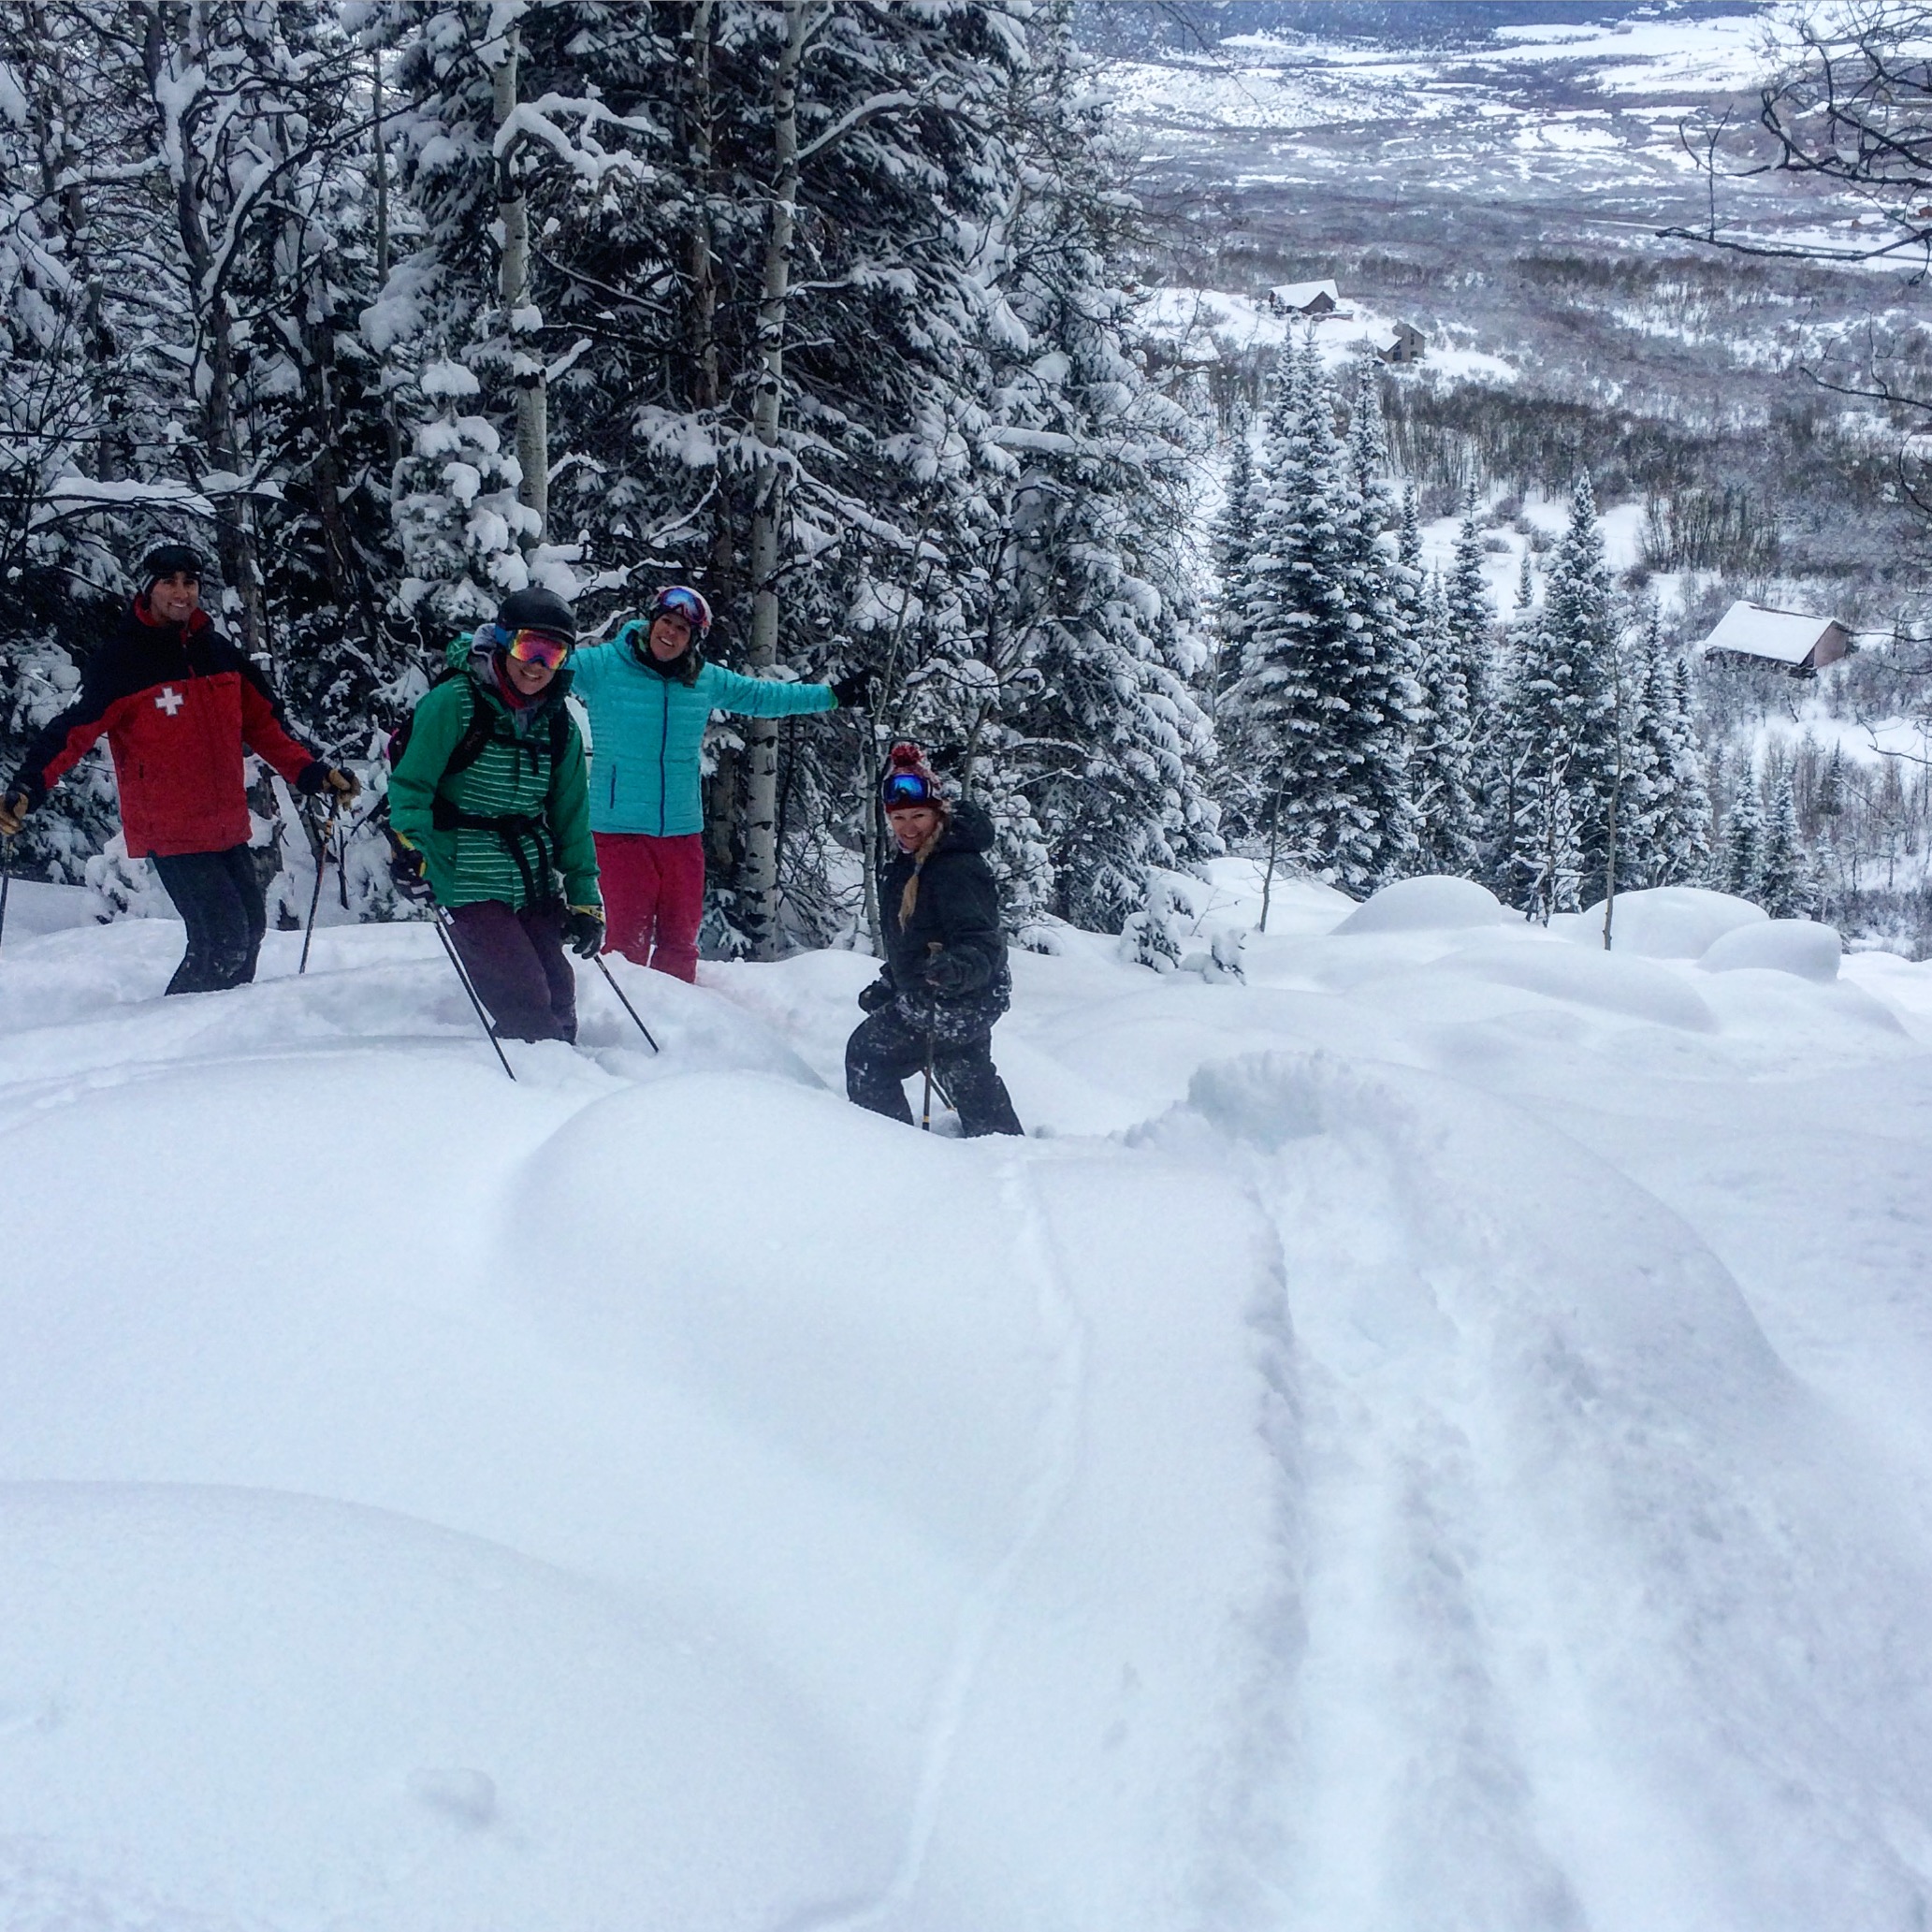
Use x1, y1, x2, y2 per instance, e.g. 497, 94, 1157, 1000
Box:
651, 585, 712, 633
882, 771, 936, 809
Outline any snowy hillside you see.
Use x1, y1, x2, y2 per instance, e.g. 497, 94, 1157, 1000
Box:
5, 882, 1932, 1928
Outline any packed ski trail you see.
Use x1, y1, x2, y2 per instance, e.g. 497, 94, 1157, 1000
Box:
3, 868, 1932, 1930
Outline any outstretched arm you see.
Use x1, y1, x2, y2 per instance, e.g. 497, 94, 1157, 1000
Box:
705, 664, 838, 720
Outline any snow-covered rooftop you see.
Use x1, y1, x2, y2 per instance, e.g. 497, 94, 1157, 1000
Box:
1699, 599, 1844, 666
1270, 279, 1339, 310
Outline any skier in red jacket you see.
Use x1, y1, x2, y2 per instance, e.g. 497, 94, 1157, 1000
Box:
0, 544, 357, 994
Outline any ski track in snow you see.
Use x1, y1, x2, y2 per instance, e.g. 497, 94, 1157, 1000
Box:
3, 875, 1932, 1928
777, 1155, 1090, 1932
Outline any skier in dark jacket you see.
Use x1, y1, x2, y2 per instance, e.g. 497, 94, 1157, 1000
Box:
846, 742, 1023, 1138
0, 543, 358, 995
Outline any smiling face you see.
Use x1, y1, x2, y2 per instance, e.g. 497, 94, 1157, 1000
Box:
148, 571, 200, 625
647, 611, 692, 661
887, 804, 940, 852
503, 652, 558, 696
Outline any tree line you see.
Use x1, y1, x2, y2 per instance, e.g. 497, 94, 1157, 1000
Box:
1, 0, 1214, 952
1214, 330, 1723, 926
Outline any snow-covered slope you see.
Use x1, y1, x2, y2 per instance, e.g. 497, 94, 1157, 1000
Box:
4, 877, 1931, 1929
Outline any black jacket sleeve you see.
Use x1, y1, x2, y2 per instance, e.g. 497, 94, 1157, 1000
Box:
9, 653, 118, 805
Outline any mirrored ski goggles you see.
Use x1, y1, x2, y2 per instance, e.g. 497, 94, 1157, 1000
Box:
504, 629, 572, 670
881, 771, 936, 809
652, 585, 712, 632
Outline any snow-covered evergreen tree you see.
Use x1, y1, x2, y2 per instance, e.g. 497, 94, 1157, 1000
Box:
1409, 570, 1480, 876
1211, 407, 1258, 711
1758, 769, 1809, 916
1234, 336, 1365, 886
1634, 625, 1713, 886
1516, 752, 1583, 922
1723, 767, 1765, 901
1499, 477, 1620, 912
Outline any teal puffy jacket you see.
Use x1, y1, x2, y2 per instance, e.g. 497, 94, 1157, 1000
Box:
572, 627, 838, 837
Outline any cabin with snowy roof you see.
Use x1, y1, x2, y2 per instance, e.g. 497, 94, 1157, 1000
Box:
1373, 320, 1427, 365
1267, 279, 1339, 317
1698, 601, 1852, 675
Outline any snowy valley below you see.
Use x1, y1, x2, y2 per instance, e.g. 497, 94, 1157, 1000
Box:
4, 884, 1930, 1929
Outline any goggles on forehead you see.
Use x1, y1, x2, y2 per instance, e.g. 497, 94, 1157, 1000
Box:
504, 629, 571, 670
651, 584, 713, 634
882, 770, 936, 809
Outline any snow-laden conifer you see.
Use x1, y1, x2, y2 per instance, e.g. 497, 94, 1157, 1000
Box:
1500, 476, 1620, 910
1758, 769, 1810, 917
1723, 767, 1765, 902
1410, 570, 1481, 876
1633, 620, 1713, 886
1212, 409, 1259, 711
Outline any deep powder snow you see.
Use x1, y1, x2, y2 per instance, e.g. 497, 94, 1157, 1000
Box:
1, 868, 1929, 1931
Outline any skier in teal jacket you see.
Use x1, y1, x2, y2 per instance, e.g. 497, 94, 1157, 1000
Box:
570, 585, 868, 979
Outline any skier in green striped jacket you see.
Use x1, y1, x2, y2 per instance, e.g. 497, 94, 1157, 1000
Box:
388, 588, 603, 1044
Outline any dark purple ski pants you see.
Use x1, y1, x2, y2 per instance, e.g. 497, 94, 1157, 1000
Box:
445, 898, 577, 1043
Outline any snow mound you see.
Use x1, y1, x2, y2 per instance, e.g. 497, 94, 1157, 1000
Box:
0, 1481, 850, 1930
1699, 918, 1842, 982
1438, 932, 1720, 1031
1560, 887, 1766, 958
1332, 876, 1507, 936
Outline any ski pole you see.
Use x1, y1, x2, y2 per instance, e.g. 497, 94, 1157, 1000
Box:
591, 952, 659, 1053
921, 1000, 937, 1133
0, 835, 12, 961
385, 825, 514, 1081
298, 798, 341, 976
429, 903, 516, 1082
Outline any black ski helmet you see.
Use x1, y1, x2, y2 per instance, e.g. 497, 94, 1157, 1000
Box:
139, 542, 204, 589
496, 585, 577, 644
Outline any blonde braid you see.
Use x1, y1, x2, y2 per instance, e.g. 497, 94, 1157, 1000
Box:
896, 806, 950, 928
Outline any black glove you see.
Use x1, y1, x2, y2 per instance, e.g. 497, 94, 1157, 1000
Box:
388, 838, 433, 904
830, 669, 873, 711
923, 948, 977, 997
298, 762, 361, 801
857, 977, 894, 1013
0, 789, 29, 837
563, 905, 605, 959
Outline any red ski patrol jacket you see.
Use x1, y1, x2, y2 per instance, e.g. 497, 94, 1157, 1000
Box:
12, 595, 326, 858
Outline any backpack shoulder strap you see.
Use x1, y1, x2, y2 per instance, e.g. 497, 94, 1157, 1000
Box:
440, 680, 497, 780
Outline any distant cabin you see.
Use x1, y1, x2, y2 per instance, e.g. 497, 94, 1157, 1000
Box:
1267, 279, 1339, 317
1698, 600, 1852, 675
1373, 320, 1427, 365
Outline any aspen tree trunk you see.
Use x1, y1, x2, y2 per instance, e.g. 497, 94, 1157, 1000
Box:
372, 47, 401, 474
491, 26, 547, 543
145, 6, 269, 660
739, 0, 812, 961
688, 0, 740, 876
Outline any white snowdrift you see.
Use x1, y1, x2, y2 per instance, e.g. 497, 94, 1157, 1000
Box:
1332, 874, 1506, 934
1699, 917, 1842, 982
2, 889, 1931, 1930
1555, 885, 1766, 958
